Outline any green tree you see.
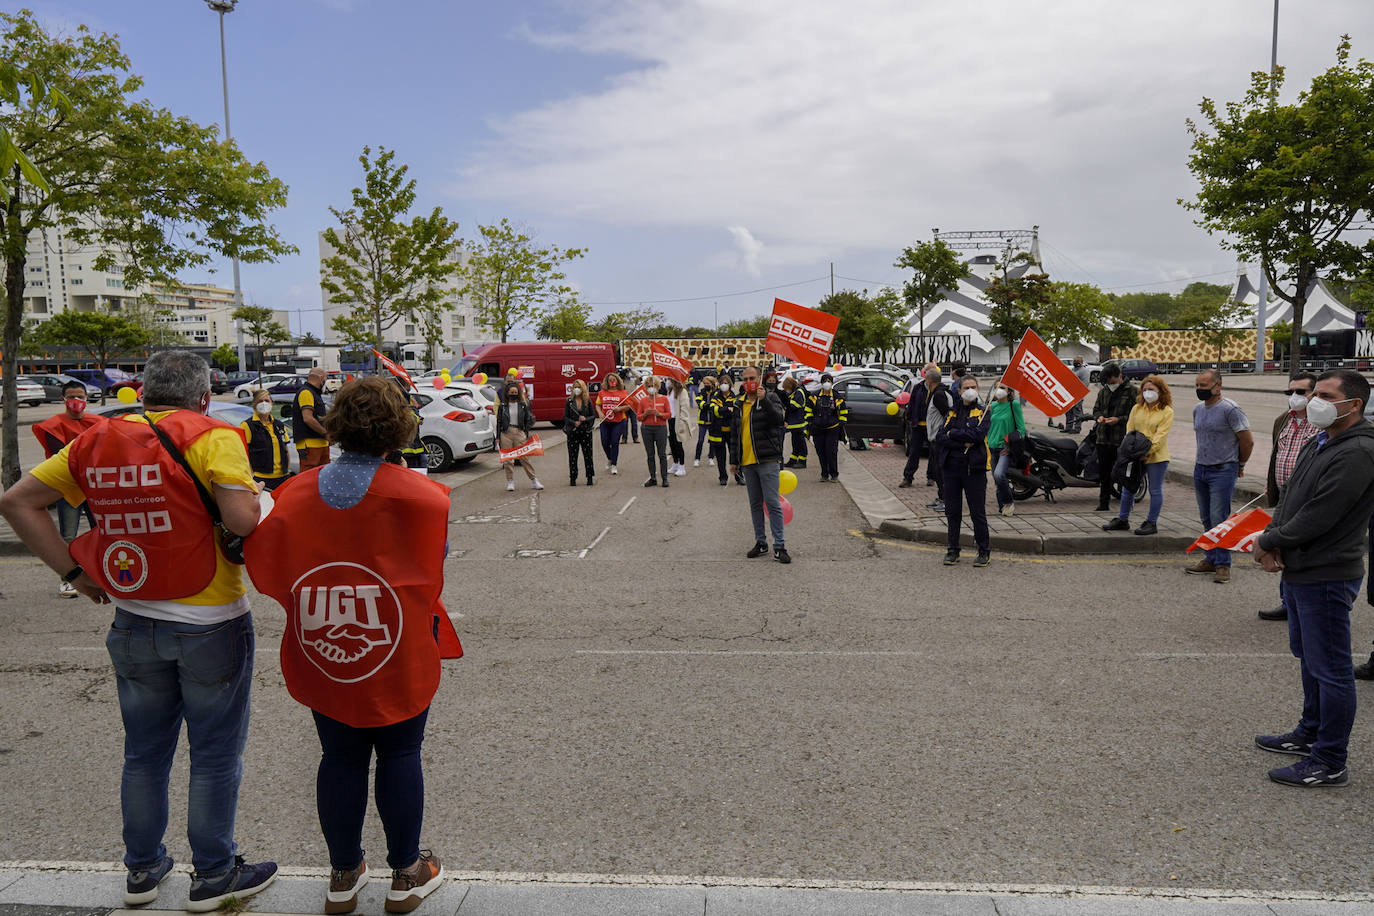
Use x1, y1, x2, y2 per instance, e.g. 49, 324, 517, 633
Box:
34, 312, 149, 403
1267, 319, 1293, 361
984, 252, 1054, 358
320, 146, 461, 357
1101, 321, 1142, 355
894, 239, 970, 354
1039, 282, 1113, 349
210, 342, 238, 369
297, 330, 322, 346
588, 307, 665, 342
0, 11, 293, 487
818, 288, 905, 361
1182, 36, 1374, 360
232, 305, 289, 379
1184, 295, 1252, 365
0, 50, 63, 197
536, 301, 592, 340
119, 300, 189, 348
459, 218, 585, 342
715, 315, 770, 337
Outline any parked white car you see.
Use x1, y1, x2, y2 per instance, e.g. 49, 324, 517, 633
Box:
233, 373, 295, 400
864, 362, 914, 383
408, 385, 496, 472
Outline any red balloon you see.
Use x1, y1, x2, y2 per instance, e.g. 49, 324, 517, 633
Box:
896, 391, 911, 405
431, 375, 446, 389
764, 495, 795, 525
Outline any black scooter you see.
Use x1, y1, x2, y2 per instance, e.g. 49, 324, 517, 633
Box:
1006, 422, 1140, 503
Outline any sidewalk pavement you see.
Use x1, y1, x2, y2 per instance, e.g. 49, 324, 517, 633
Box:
3, 864, 1373, 915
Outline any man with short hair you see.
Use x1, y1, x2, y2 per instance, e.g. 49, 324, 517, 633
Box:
899, 363, 941, 490
731, 365, 790, 563
293, 367, 331, 470
1090, 362, 1136, 512
1254, 369, 1374, 788
1258, 372, 1320, 620
31, 379, 106, 597
0, 351, 276, 909
1185, 368, 1254, 584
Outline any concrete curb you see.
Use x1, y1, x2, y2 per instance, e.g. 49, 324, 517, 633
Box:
876, 518, 1196, 555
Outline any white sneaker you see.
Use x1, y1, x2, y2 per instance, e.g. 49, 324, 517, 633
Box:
693, 460, 700, 468
674, 466, 686, 477
1001, 504, 1014, 517
506, 481, 515, 491
708, 458, 716, 466
532, 478, 544, 490
610, 466, 618, 476
58, 580, 77, 599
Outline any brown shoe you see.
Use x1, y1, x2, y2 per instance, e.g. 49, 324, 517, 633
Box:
1213, 566, 1231, 584
1185, 560, 1216, 575
325, 861, 368, 915
385, 851, 443, 913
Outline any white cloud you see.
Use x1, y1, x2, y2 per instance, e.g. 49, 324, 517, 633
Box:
455, 0, 1372, 282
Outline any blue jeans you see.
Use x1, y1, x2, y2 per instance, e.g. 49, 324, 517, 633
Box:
104, 609, 255, 876
992, 449, 1012, 509
1120, 460, 1169, 524
695, 424, 709, 460
1193, 462, 1238, 567
1283, 578, 1362, 769
599, 419, 624, 467
56, 498, 87, 541
744, 460, 784, 548
313, 707, 429, 871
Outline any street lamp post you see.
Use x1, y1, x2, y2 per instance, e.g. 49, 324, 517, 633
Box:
1255, 0, 1279, 373
207, 0, 246, 373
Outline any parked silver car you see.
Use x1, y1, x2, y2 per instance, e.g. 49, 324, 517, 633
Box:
18, 373, 102, 402
409, 386, 496, 472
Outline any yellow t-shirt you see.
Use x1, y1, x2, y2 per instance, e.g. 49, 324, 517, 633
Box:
1126, 403, 1174, 464
296, 388, 328, 448
742, 400, 756, 466
31, 410, 257, 621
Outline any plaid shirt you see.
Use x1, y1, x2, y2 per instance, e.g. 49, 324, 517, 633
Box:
1274, 413, 1318, 489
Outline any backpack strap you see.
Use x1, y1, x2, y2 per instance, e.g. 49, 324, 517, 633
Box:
145, 416, 222, 525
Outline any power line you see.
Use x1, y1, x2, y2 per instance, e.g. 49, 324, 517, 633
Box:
1102, 270, 1237, 291
584, 275, 829, 307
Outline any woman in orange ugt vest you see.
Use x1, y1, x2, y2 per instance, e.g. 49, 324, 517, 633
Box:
245, 377, 459, 915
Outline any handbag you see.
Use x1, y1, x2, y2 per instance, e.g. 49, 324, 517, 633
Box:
146, 418, 246, 565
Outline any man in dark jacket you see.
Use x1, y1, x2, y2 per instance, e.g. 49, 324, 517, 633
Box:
1253, 369, 1374, 789
899, 363, 940, 490
1089, 362, 1135, 511
1258, 372, 1318, 621
730, 365, 790, 563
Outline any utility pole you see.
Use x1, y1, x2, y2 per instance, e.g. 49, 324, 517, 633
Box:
830, 262, 834, 297
1255, 0, 1279, 373
207, 0, 246, 373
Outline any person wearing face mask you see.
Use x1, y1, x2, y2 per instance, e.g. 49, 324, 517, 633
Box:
564, 380, 596, 486
1090, 363, 1137, 513
986, 382, 1026, 517
31, 379, 107, 597
636, 375, 672, 487
1252, 370, 1374, 789
595, 372, 629, 475
666, 377, 693, 477
1186, 369, 1254, 584
240, 389, 293, 492
729, 365, 790, 563
1103, 376, 1173, 535
806, 373, 848, 482
693, 375, 716, 467
1258, 372, 1320, 620
934, 375, 992, 567
497, 380, 543, 492
0, 350, 274, 911
781, 376, 809, 469
709, 374, 740, 485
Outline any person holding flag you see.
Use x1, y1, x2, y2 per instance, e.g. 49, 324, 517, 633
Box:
595, 372, 630, 476
934, 374, 992, 568
31, 378, 106, 597
1252, 369, 1374, 789
497, 377, 543, 492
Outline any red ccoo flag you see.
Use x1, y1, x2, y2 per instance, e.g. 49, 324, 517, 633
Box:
649, 342, 693, 383
766, 298, 841, 370
1185, 507, 1272, 554
1000, 328, 1090, 419
498, 435, 544, 463
372, 348, 415, 390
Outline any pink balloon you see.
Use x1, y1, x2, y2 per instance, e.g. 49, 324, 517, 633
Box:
764, 495, 795, 525
896, 391, 911, 405
431, 375, 446, 389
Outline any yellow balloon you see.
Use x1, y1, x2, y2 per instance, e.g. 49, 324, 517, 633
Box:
116, 386, 137, 404
886, 401, 899, 415
472, 372, 488, 386
778, 469, 797, 495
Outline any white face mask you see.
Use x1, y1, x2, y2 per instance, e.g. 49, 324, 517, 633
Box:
1305, 396, 1357, 429
1288, 392, 1310, 412
254, 401, 271, 415
821, 382, 833, 392
1142, 389, 1159, 404
961, 387, 979, 404
993, 387, 1007, 401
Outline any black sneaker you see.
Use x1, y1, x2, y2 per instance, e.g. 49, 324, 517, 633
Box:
973, 552, 991, 568
1101, 518, 1129, 532
734, 473, 745, 485
746, 542, 769, 558
1356, 653, 1374, 680
897, 479, 914, 488
125, 854, 175, 906
1134, 521, 1158, 536
661, 479, 669, 488
942, 551, 959, 566
1255, 730, 1313, 757
1268, 758, 1349, 788
719, 479, 729, 486
820, 475, 831, 482
187, 856, 278, 912
644, 479, 657, 487
1258, 605, 1288, 621
774, 547, 792, 564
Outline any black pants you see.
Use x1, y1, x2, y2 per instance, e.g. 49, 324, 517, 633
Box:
901, 424, 926, 482
813, 426, 841, 478
668, 422, 685, 467
943, 462, 990, 554
622, 409, 639, 443
1096, 442, 1119, 506
710, 439, 729, 481
642, 424, 669, 480
927, 440, 945, 499
568, 430, 594, 480
787, 426, 809, 463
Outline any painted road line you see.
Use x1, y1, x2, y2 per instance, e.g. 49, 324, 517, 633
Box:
617, 496, 636, 515
579, 526, 611, 558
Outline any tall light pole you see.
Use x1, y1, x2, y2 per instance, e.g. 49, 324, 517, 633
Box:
207, 0, 246, 373
1255, 0, 1279, 373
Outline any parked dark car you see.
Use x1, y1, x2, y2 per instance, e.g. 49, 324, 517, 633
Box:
833, 376, 905, 444
209, 368, 230, 393
1117, 358, 1158, 380
65, 367, 137, 394
17, 373, 101, 402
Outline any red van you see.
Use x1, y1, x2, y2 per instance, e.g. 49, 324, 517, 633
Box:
452, 342, 619, 423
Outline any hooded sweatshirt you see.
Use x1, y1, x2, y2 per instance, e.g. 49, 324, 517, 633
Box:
1257, 420, 1374, 583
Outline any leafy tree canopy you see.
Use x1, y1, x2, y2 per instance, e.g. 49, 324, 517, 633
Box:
459, 218, 585, 342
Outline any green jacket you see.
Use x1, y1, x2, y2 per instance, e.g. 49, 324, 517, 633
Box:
987, 399, 1025, 451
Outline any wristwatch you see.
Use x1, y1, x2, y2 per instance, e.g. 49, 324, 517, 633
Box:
61, 565, 83, 583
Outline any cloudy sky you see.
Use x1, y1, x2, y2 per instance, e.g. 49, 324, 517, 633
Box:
20, 0, 1374, 335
